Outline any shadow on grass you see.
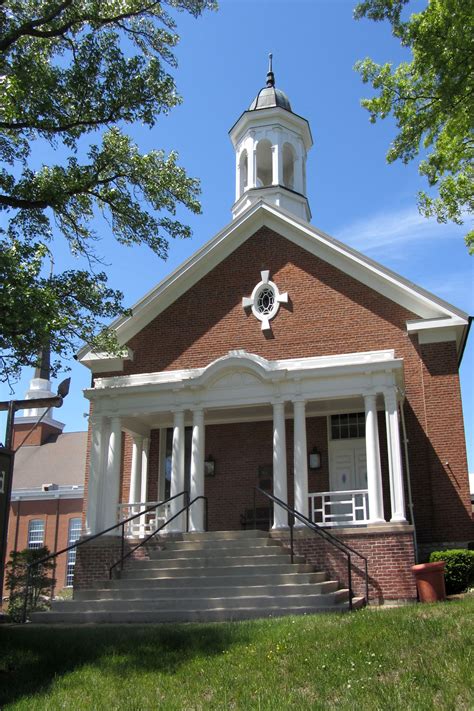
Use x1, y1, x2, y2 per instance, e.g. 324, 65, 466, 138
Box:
0, 622, 250, 707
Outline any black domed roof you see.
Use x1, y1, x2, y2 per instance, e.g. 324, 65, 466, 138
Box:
249, 54, 292, 113
249, 86, 292, 112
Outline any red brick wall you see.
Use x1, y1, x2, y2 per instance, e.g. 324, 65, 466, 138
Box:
3, 497, 83, 600
273, 529, 417, 603
12, 422, 62, 449
124, 227, 418, 374
73, 536, 149, 590
83, 225, 472, 551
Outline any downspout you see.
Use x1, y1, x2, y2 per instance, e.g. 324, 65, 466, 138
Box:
51, 496, 60, 599
13, 498, 21, 553
398, 390, 418, 563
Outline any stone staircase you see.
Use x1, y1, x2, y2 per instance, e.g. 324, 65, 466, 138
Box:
31, 530, 364, 624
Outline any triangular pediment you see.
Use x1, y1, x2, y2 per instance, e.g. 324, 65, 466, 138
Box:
78, 201, 469, 369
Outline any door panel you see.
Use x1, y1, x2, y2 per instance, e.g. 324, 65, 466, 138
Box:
354, 445, 368, 489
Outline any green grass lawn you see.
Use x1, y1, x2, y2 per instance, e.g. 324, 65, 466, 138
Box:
1, 597, 473, 710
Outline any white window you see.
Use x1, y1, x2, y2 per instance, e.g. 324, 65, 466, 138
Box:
331, 413, 366, 440
28, 519, 45, 549
65, 518, 82, 587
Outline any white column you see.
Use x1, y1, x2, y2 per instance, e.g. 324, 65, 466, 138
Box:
103, 416, 122, 534
189, 409, 205, 532
85, 415, 105, 535
235, 152, 241, 201
129, 435, 143, 505
249, 142, 257, 189
139, 436, 150, 537
272, 402, 289, 529
384, 388, 408, 523
364, 394, 385, 524
158, 428, 167, 502
293, 400, 309, 524
169, 410, 186, 532
140, 436, 150, 503
272, 144, 279, 186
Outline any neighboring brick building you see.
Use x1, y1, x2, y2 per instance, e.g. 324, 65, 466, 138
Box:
76, 66, 473, 603
2, 364, 86, 600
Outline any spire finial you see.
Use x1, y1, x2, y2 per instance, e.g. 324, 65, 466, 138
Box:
34, 345, 51, 381
266, 52, 275, 88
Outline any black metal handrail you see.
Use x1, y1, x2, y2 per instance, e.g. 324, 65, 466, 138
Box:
109, 495, 209, 578
20, 491, 189, 622
254, 487, 369, 609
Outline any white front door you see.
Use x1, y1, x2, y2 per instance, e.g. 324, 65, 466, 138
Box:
330, 440, 367, 491
328, 440, 368, 524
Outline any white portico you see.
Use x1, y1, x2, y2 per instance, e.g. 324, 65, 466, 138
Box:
83, 348, 408, 537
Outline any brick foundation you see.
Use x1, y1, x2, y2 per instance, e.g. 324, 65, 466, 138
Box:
73, 535, 149, 591
272, 526, 417, 603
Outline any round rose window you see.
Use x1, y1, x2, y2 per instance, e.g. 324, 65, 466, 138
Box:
256, 286, 275, 315
242, 269, 288, 332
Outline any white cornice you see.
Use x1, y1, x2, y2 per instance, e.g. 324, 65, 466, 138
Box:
77, 201, 469, 366
11, 486, 84, 501
85, 349, 402, 397
229, 107, 313, 151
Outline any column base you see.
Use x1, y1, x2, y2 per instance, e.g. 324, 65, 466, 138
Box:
272, 524, 290, 531
390, 516, 408, 525
368, 517, 387, 525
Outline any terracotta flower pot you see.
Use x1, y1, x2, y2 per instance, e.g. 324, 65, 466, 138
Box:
411, 561, 446, 602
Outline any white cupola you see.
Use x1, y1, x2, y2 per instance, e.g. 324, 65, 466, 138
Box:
229, 55, 313, 222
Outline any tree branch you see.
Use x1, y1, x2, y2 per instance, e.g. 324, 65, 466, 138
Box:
0, 0, 74, 52
0, 2, 162, 52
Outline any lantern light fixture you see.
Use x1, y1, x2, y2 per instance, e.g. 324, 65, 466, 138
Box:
308, 447, 321, 470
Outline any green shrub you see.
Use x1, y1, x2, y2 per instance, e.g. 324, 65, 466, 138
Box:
429, 549, 474, 595
5, 547, 55, 622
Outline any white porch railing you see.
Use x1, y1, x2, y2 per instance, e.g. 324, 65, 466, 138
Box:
118, 501, 171, 538
308, 489, 369, 527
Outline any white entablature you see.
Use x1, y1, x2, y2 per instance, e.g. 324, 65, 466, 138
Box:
84, 349, 404, 422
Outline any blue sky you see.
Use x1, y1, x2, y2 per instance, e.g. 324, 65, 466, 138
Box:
1, 0, 473, 471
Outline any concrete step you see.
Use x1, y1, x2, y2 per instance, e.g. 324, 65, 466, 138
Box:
121, 563, 315, 579
178, 530, 270, 542
129, 553, 303, 567
52, 590, 349, 613
74, 580, 339, 601
86, 571, 328, 590
31, 597, 365, 625
153, 538, 281, 552
148, 544, 284, 558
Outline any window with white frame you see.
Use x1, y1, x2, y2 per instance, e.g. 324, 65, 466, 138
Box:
330, 413, 365, 440
65, 518, 82, 587
28, 519, 45, 549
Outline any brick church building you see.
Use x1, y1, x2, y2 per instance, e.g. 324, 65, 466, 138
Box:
76, 62, 472, 605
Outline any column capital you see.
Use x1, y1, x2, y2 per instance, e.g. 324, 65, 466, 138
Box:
272, 399, 286, 410
191, 407, 204, 424
89, 414, 105, 427
172, 409, 185, 424
383, 386, 398, 407
292, 398, 306, 408
363, 391, 378, 403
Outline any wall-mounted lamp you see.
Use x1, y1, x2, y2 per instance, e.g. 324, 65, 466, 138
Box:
308, 447, 321, 470
204, 455, 216, 477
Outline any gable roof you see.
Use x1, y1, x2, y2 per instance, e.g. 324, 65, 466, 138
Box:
78, 201, 470, 369
13, 431, 87, 490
